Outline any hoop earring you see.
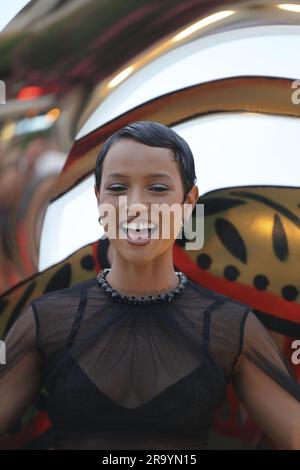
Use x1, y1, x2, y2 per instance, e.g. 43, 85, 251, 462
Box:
98, 216, 102, 225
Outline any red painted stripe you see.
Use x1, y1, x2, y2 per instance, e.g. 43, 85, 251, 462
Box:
92, 241, 102, 272
0, 412, 51, 450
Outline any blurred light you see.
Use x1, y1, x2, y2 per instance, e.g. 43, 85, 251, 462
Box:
25, 109, 39, 117
172, 10, 235, 42
0, 122, 16, 141
108, 66, 134, 88
17, 86, 44, 100
15, 115, 53, 135
277, 3, 300, 12
253, 216, 275, 236
45, 107, 60, 123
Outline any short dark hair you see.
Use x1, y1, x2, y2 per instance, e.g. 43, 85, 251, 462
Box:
94, 120, 197, 200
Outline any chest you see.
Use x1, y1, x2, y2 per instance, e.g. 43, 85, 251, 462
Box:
43, 351, 228, 438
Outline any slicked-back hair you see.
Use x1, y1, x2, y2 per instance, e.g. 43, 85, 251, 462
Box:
94, 120, 197, 201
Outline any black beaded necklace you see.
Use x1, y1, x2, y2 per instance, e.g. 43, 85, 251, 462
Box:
96, 267, 189, 305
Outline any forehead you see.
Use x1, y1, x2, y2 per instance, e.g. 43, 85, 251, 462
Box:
102, 138, 178, 176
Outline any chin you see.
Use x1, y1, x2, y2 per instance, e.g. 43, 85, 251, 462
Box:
112, 239, 170, 265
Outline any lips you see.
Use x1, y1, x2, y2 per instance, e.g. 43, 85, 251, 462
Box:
119, 219, 159, 241
127, 227, 152, 241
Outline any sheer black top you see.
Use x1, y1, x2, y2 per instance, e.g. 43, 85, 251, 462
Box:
1, 274, 300, 449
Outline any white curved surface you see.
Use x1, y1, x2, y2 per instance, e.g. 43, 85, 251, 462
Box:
76, 25, 300, 140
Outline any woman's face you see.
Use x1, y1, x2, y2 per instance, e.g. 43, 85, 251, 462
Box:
94, 138, 198, 265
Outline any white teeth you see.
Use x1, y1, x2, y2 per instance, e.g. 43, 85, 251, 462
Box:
122, 222, 156, 230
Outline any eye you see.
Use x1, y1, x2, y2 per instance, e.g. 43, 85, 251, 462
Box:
150, 185, 169, 192
107, 184, 127, 192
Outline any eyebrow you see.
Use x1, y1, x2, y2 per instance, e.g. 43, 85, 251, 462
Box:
106, 172, 173, 181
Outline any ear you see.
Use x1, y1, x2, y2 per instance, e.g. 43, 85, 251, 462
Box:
184, 185, 199, 209
94, 185, 100, 205
183, 185, 199, 221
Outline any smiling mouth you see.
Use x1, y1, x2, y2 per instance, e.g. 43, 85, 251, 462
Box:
120, 222, 159, 240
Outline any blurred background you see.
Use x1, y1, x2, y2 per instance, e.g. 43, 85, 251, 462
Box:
0, 0, 299, 290
0, 0, 300, 449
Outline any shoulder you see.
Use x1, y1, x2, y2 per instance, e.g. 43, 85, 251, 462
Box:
188, 279, 251, 317
187, 282, 251, 377
31, 276, 97, 312
188, 280, 252, 360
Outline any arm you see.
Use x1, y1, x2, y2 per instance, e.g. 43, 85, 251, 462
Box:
0, 303, 43, 436
232, 311, 300, 450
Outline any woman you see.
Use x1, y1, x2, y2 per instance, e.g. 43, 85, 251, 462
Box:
0, 121, 300, 450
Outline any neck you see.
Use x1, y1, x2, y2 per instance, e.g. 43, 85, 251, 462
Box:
105, 248, 179, 297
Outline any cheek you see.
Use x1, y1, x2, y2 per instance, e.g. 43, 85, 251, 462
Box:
157, 208, 183, 240
99, 194, 134, 223
98, 194, 116, 208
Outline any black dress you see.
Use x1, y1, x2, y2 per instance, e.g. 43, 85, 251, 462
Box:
1, 270, 300, 449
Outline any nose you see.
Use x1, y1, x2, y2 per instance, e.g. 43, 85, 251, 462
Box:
127, 185, 147, 206
123, 186, 151, 222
